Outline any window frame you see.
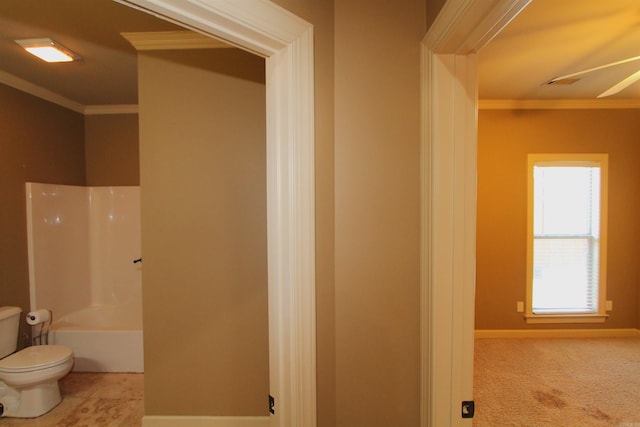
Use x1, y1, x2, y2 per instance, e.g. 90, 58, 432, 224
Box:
525, 153, 609, 324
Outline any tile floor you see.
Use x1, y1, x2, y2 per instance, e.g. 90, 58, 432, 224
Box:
0, 373, 144, 426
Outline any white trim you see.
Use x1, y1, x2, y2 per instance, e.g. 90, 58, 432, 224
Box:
265, 23, 317, 427
0, 70, 84, 113
115, 0, 308, 58
142, 416, 270, 427
425, 0, 530, 53
525, 153, 609, 323
421, 2, 531, 426
116, 1, 316, 426
0, 68, 138, 115
480, 98, 640, 110
422, 51, 478, 427
475, 329, 640, 339
524, 314, 608, 324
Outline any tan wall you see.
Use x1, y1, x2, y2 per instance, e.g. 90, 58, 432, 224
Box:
334, 0, 424, 425
85, 114, 139, 186
476, 108, 640, 330
138, 48, 268, 416
0, 84, 85, 347
270, 1, 424, 425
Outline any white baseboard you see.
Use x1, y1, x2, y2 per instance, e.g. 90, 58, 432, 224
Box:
475, 328, 640, 339
142, 416, 270, 427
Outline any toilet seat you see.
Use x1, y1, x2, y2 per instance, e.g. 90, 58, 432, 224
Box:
0, 345, 73, 373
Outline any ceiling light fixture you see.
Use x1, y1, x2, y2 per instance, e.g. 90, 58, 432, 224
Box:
15, 38, 81, 63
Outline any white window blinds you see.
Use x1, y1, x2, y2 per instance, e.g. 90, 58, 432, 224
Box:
531, 165, 601, 314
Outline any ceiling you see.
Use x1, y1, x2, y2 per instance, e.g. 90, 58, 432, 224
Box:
1, 0, 639, 110
0, 0, 183, 108
479, 0, 640, 100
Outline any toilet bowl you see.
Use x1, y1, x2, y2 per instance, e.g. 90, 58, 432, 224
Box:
0, 307, 74, 418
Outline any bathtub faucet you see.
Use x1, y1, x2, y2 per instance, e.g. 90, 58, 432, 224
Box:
133, 258, 142, 264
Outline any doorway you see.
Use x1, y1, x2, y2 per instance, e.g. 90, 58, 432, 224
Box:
116, 1, 317, 426
420, 1, 531, 426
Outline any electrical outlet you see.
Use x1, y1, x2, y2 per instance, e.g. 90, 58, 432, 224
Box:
462, 401, 475, 419
516, 301, 524, 313
606, 300, 613, 311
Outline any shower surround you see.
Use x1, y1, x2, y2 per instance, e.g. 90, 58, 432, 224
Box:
26, 182, 142, 372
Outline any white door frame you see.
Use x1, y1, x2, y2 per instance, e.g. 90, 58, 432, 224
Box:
115, 1, 316, 427
421, 1, 530, 426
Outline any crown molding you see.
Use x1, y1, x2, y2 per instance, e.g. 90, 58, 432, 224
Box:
425, 0, 530, 53
0, 70, 139, 115
121, 30, 231, 50
0, 70, 84, 113
2, 31, 227, 115
480, 98, 640, 109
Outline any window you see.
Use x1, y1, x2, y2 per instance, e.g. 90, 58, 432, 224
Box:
526, 154, 608, 323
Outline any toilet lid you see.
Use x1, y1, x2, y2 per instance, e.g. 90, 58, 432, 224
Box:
0, 345, 73, 373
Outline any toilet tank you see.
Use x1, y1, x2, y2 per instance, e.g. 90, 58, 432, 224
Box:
0, 306, 21, 358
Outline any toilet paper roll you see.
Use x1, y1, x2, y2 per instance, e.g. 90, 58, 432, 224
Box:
26, 309, 51, 326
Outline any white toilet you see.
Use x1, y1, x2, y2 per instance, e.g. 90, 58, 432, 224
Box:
0, 306, 74, 418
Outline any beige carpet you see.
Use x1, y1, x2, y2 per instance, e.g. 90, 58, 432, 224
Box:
473, 337, 640, 427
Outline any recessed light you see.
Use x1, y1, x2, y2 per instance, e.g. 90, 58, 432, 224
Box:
15, 38, 81, 63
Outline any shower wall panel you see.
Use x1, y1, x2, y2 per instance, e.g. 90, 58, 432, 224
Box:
26, 183, 141, 319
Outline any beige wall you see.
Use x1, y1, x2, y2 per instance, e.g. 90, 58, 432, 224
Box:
278, 2, 429, 424
476, 108, 640, 330
0, 84, 86, 347
85, 114, 139, 186
138, 48, 268, 416
334, 0, 424, 425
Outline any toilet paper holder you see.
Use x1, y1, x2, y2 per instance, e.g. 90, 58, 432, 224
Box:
27, 309, 52, 346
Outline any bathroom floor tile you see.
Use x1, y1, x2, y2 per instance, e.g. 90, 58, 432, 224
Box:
56, 397, 143, 427
0, 397, 83, 426
59, 372, 105, 398
0, 373, 144, 426
92, 373, 144, 400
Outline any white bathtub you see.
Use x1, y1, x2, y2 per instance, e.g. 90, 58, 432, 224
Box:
50, 304, 144, 373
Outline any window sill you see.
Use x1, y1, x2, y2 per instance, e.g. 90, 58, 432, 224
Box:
525, 313, 609, 324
